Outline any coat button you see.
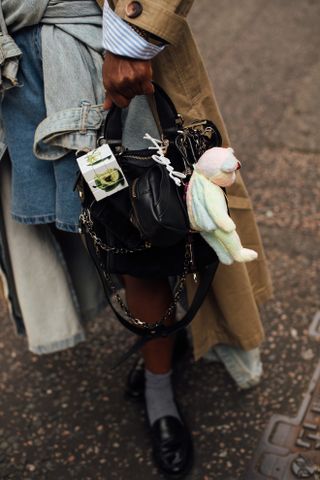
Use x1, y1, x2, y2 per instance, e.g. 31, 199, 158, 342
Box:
125, 1, 143, 19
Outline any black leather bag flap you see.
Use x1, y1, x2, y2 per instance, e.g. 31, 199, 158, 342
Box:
130, 163, 189, 247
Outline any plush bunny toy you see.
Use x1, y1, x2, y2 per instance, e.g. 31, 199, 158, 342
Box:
186, 147, 258, 265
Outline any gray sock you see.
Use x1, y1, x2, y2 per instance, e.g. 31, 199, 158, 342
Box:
145, 369, 181, 426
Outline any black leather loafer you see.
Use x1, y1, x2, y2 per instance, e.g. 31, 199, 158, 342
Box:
125, 329, 190, 400
151, 415, 193, 478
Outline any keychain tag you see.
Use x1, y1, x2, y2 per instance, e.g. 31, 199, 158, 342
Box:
77, 144, 128, 201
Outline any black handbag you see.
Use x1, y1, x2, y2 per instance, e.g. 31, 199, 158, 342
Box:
79, 84, 222, 277
77, 85, 223, 364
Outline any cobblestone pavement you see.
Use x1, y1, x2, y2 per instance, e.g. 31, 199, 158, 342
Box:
1, 1, 320, 479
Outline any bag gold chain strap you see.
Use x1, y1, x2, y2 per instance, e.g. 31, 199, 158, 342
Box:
80, 208, 193, 331
102, 242, 192, 330
80, 208, 152, 254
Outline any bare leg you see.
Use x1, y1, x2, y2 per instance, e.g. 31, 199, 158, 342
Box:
122, 275, 175, 373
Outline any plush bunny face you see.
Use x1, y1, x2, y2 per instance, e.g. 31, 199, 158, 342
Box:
195, 147, 241, 187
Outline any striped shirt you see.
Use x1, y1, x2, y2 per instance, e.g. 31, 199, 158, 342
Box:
102, 3, 165, 59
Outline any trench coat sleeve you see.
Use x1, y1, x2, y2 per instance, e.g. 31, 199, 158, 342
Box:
111, 0, 194, 45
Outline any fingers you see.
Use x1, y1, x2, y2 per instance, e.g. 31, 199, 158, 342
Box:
102, 52, 154, 110
105, 90, 131, 109
140, 80, 154, 96
104, 83, 136, 109
103, 80, 154, 110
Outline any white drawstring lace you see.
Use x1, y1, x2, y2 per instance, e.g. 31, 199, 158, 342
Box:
144, 133, 186, 187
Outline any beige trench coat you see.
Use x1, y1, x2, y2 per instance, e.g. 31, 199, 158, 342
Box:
100, 0, 273, 359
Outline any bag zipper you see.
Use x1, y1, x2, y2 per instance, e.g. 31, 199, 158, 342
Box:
120, 152, 153, 161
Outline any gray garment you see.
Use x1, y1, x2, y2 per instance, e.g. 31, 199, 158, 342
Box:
1, 0, 49, 32
1, 0, 101, 32
0, 2, 22, 92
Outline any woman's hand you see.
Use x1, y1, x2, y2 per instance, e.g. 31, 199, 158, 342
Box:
102, 51, 154, 109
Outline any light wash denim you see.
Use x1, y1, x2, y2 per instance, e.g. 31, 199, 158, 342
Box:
203, 345, 263, 390
1, 26, 82, 231
0, 153, 109, 354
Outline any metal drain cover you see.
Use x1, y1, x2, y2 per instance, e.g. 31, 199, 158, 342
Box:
245, 363, 320, 479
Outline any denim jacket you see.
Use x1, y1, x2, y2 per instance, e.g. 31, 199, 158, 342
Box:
0, 0, 105, 160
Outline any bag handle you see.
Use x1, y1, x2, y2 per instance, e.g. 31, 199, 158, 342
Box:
146, 94, 163, 137
103, 83, 181, 148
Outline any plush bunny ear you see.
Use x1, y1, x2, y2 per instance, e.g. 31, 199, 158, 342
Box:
221, 148, 241, 173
